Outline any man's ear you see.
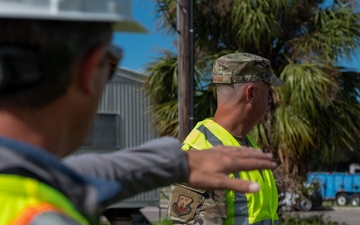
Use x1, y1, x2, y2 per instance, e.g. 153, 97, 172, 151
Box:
245, 84, 255, 103
78, 46, 106, 95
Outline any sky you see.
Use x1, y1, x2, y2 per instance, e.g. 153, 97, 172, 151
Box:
112, 0, 175, 72
114, 0, 360, 73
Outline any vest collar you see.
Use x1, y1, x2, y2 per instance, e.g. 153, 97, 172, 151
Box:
0, 137, 121, 221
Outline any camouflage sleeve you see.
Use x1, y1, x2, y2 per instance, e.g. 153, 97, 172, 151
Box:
168, 184, 227, 225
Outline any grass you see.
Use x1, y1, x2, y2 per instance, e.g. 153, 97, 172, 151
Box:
323, 200, 335, 207
281, 214, 348, 225
152, 215, 347, 225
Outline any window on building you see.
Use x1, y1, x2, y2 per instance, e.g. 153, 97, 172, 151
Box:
83, 113, 119, 148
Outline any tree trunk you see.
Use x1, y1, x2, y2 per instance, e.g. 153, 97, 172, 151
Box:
278, 147, 305, 178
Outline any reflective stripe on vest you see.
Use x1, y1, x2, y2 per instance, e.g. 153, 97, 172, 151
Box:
197, 125, 223, 146
10, 203, 61, 225
0, 174, 89, 225
182, 118, 278, 225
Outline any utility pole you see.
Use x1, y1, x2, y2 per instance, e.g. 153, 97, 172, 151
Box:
177, 0, 194, 141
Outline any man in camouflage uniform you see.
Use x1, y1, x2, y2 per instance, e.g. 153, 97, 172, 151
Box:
168, 53, 283, 225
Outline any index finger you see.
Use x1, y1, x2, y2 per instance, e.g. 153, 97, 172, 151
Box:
211, 146, 277, 172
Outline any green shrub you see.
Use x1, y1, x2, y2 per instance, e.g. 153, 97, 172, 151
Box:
152, 218, 172, 225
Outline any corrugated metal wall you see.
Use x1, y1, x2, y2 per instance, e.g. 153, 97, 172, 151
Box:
97, 76, 157, 149
74, 68, 160, 208
76, 69, 157, 153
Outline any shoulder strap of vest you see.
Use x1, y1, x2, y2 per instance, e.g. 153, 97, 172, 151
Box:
196, 125, 223, 146
0, 175, 89, 225
184, 118, 241, 149
10, 203, 63, 225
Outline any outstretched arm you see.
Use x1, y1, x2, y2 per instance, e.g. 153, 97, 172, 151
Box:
64, 137, 188, 200
63, 137, 276, 199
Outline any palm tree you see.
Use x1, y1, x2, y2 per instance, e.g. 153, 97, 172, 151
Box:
144, 0, 360, 177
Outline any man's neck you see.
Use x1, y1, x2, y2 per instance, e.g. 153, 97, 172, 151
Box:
213, 111, 253, 137
0, 107, 69, 157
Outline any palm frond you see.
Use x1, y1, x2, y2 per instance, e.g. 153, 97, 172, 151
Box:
146, 0, 360, 176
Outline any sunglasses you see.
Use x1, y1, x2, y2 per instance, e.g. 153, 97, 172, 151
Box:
106, 45, 123, 81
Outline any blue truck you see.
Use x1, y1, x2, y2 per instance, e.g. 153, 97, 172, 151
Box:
307, 163, 360, 206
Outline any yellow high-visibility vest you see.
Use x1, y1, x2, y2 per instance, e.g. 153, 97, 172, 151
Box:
0, 174, 89, 225
182, 118, 279, 225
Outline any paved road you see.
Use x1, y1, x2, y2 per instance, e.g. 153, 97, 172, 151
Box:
291, 207, 360, 225
141, 205, 360, 225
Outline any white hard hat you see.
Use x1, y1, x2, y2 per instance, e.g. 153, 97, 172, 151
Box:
0, 0, 147, 33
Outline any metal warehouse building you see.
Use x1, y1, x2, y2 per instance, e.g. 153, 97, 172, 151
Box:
74, 67, 160, 223
79, 67, 157, 152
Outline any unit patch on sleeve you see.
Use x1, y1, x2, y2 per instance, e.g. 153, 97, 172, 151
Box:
168, 184, 206, 223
